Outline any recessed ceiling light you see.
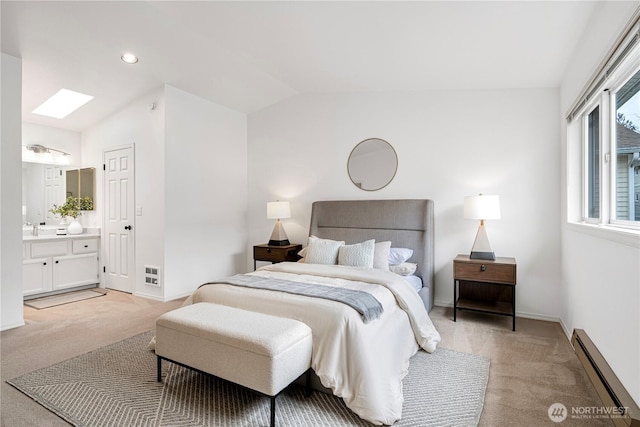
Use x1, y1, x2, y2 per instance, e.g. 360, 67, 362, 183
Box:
121, 53, 138, 64
32, 89, 94, 119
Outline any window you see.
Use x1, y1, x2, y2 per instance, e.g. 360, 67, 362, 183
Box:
579, 62, 640, 230
613, 69, 640, 222
586, 105, 600, 220
567, 15, 640, 242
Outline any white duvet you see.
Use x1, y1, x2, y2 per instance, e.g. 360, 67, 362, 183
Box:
184, 262, 441, 425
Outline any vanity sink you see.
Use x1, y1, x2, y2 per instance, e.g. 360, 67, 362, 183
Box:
22, 226, 100, 241
23, 233, 100, 241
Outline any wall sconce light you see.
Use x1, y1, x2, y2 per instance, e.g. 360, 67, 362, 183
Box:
267, 201, 291, 246
26, 144, 70, 156
464, 194, 501, 260
23, 144, 70, 165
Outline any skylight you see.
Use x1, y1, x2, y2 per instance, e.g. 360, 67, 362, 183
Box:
32, 89, 94, 119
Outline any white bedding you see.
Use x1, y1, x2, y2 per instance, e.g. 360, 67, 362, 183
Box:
402, 274, 423, 292
184, 262, 441, 425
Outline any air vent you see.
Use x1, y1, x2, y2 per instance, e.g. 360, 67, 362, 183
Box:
144, 265, 160, 287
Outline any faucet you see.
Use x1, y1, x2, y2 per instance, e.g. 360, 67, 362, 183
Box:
32, 223, 39, 237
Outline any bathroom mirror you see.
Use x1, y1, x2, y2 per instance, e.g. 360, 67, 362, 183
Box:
22, 164, 96, 224
66, 167, 95, 209
347, 138, 398, 191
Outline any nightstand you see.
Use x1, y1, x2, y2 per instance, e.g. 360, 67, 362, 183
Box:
453, 254, 517, 331
253, 244, 302, 270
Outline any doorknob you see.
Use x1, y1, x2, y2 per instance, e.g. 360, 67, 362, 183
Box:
124, 225, 132, 231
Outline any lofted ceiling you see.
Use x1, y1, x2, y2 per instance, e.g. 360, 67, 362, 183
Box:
1, 1, 598, 132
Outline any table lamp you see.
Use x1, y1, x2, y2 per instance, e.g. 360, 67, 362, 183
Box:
464, 194, 501, 260
267, 201, 291, 246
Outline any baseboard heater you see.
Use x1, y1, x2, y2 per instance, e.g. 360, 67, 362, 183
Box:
572, 329, 640, 427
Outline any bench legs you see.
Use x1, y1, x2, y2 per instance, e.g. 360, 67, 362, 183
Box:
270, 396, 276, 427
156, 355, 312, 427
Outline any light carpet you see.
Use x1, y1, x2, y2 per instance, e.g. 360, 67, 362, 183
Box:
7, 331, 489, 427
24, 289, 107, 309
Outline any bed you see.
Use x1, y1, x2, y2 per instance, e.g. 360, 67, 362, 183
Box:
308, 199, 435, 312
178, 199, 440, 425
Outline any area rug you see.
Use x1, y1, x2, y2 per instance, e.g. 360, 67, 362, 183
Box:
7, 331, 490, 426
24, 288, 107, 309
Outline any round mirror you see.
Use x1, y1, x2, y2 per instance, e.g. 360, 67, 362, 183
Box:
347, 138, 398, 191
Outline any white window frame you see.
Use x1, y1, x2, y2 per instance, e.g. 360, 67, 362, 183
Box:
566, 12, 640, 246
582, 100, 604, 225
576, 47, 640, 234
608, 59, 640, 229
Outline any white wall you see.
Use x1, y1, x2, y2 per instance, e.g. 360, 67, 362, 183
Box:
560, 1, 640, 406
1, 53, 25, 331
22, 122, 82, 166
163, 85, 248, 299
247, 89, 561, 320
83, 85, 248, 301
83, 86, 167, 299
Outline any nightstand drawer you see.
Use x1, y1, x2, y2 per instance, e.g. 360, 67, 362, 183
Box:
254, 246, 283, 262
454, 259, 516, 285
253, 244, 301, 263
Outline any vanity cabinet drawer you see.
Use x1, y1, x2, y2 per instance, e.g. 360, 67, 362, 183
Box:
72, 239, 98, 254
31, 241, 68, 258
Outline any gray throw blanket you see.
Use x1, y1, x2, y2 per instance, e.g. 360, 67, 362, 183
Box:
204, 274, 384, 323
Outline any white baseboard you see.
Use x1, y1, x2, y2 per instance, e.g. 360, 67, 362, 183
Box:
515, 310, 562, 324
1, 320, 25, 331
133, 290, 192, 302
434, 300, 563, 325
132, 291, 165, 301
558, 318, 572, 341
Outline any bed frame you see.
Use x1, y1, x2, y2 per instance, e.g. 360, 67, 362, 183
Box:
309, 199, 435, 311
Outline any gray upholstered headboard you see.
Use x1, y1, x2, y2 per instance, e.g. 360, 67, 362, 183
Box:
309, 199, 435, 311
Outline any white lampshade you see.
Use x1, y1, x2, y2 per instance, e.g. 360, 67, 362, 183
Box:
267, 201, 291, 246
267, 201, 291, 219
464, 195, 501, 220
464, 194, 500, 261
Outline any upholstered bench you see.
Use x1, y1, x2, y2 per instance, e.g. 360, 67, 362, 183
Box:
155, 302, 313, 427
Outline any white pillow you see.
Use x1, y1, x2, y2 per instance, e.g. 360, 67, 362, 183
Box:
338, 239, 375, 268
389, 262, 417, 276
389, 247, 413, 265
303, 235, 345, 265
373, 241, 391, 270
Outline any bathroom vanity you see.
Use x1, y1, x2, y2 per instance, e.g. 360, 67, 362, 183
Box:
22, 232, 101, 298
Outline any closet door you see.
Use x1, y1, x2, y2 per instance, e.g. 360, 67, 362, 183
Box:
103, 146, 135, 293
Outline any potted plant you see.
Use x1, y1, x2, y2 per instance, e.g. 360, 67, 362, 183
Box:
79, 196, 94, 211
49, 197, 83, 234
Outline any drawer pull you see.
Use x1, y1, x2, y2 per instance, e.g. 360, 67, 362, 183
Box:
266, 248, 271, 253
480, 264, 486, 271
55, 260, 59, 264
84, 245, 89, 248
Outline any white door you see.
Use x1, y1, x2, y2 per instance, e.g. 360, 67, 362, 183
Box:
44, 166, 64, 222
104, 146, 135, 293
